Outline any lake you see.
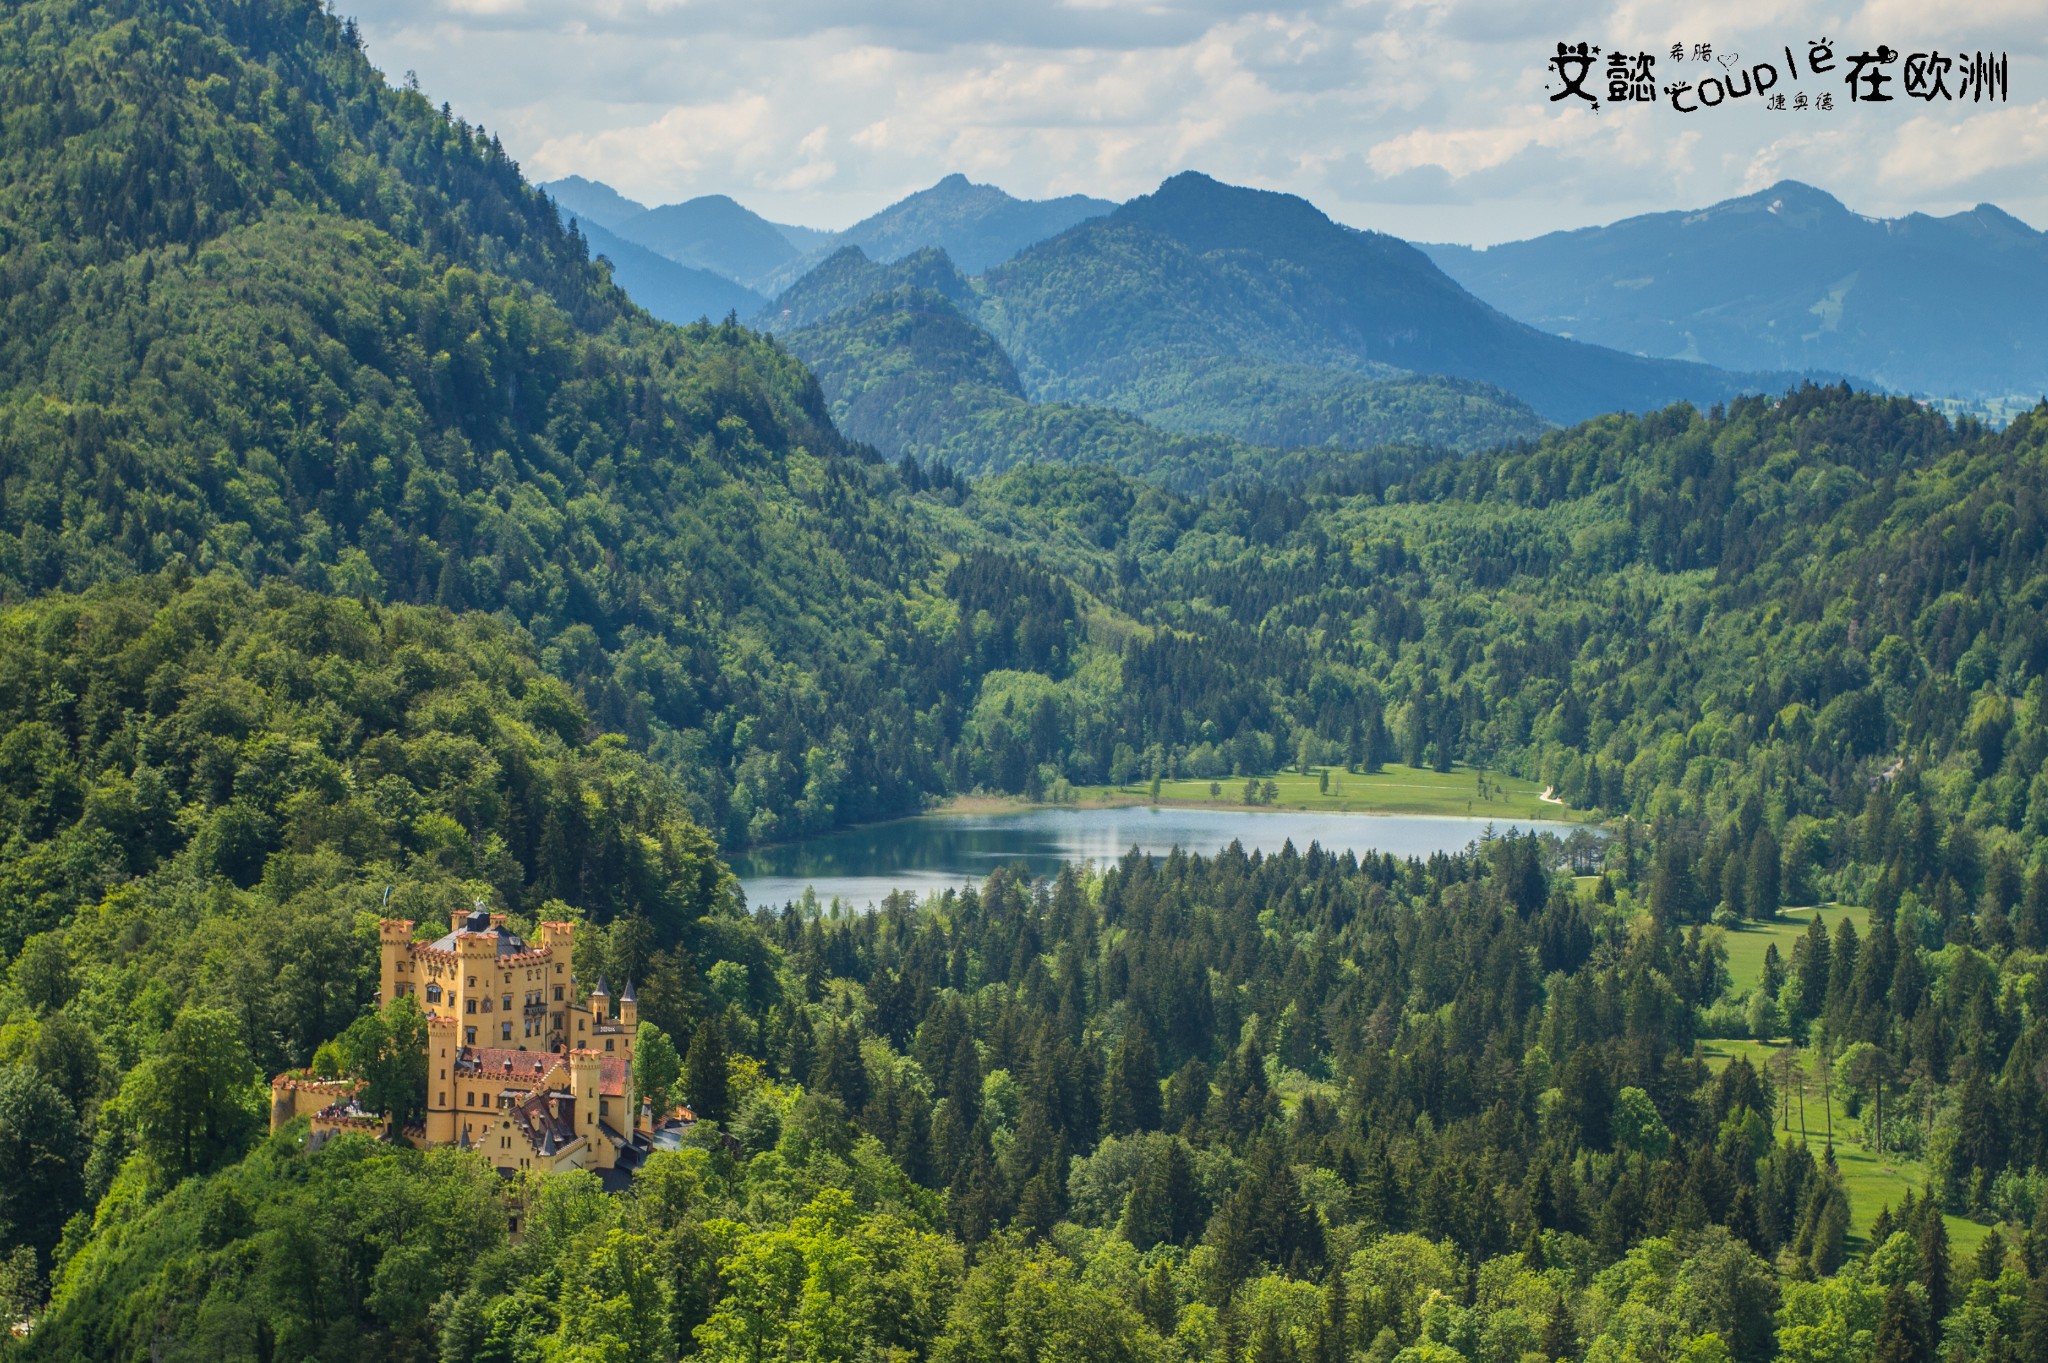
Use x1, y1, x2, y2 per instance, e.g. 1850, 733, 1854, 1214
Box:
734, 805, 1581, 910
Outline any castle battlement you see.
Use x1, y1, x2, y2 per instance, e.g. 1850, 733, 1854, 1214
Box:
277, 907, 651, 1179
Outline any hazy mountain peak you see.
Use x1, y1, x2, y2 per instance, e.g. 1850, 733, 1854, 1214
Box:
1111, 171, 1382, 263
540, 174, 649, 232
837, 174, 1115, 275
603, 193, 803, 291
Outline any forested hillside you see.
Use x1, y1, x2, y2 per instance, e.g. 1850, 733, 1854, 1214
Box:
974, 173, 1811, 429
771, 248, 1549, 480
0, 0, 1099, 848
2, 2, 2047, 1362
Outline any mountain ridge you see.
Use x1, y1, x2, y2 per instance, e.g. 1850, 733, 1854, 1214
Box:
1425, 178, 2048, 400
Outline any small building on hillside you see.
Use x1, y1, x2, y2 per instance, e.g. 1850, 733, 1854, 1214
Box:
270, 908, 654, 1175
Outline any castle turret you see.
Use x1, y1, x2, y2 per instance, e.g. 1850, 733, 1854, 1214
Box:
425, 1014, 460, 1144
456, 922, 499, 1044
569, 1048, 604, 1162
379, 919, 415, 1007
619, 980, 637, 1030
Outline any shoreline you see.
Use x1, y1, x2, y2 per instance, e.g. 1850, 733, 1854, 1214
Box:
926, 788, 1591, 825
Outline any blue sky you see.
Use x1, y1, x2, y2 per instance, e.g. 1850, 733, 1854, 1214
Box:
343, 0, 2046, 243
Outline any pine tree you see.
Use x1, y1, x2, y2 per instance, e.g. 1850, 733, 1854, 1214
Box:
1124, 1135, 1203, 1249
813, 1021, 870, 1114
1972, 1228, 2008, 1282
1794, 913, 1831, 1019
1101, 1021, 1162, 1137
2020, 1266, 2048, 1363
683, 1016, 730, 1125
1313, 1264, 1349, 1363
1015, 1158, 1062, 1242
1250, 1308, 1292, 1363
1918, 1207, 1952, 1333
1870, 1278, 1929, 1363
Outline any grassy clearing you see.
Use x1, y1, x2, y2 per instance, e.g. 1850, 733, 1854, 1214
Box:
1719, 903, 1871, 993
1698, 1036, 2001, 1255
1057, 763, 1579, 822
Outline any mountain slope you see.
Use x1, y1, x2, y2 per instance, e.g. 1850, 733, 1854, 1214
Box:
602, 192, 806, 290
777, 257, 1547, 482
580, 217, 767, 322
1424, 180, 2048, 400
0, 0, 1040, 850
978, 172, 1815, 427
781, 282, 1292, 488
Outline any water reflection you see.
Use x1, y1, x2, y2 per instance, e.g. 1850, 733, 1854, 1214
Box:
734, 805, 1582, 910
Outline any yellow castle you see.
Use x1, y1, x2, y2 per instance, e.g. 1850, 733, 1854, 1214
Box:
271, 907, 654, 1177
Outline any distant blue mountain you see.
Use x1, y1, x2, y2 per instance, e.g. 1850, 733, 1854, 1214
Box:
1423, 181, 2048, 401
603, 194, 805, 291
831, 173, 1113, 277
542, 174, 647, 231
544, 174, 1114, 298
972, 172, 1813, 427
576, 217, 765, 325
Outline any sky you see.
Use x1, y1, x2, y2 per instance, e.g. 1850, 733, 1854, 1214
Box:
341, 1, 2047, 245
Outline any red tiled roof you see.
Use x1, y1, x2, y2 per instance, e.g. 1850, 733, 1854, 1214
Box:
453, 1047, 628, 1098
597, 1053, 626, 1098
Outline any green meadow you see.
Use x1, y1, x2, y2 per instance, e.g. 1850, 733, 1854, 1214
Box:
1700, 1032, 2002, 1256
1719, 903, 1871, 993
1062, 763, 1577, 822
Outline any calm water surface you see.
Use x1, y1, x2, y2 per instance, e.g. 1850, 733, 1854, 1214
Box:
734, 805, 1579, 910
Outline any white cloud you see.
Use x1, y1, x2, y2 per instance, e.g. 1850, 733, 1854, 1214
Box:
341, 0, 2048, 241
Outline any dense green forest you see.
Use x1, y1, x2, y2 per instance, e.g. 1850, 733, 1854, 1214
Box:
2, 2, 2048, 1361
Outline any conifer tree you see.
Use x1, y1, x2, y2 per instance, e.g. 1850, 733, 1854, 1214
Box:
1918, 1207, 1952, 1334
683, 1016, 730, 1125
1870, 1277, 1929, 1363
1101, 1022, 1162, 1137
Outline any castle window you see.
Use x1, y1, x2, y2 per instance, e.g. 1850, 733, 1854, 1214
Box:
502, 995, 512, 1011
501, 1022, 512, 1041
553, 986, 564, 1001
467, 1093, 475, 1106
466, 1000, 477, 1014
426, 984, 442, 1003
465, 1027, 477, 1045
468, 976, 476, 988
604, 1039, 614, 1052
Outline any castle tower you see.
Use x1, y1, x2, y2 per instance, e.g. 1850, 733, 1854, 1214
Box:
569, 1049, 604, 1165
619, 980, 637, 1031
456, 926, 501, 1047
379, 919, 415, 1007
541, 920, 576, 964
590, 977, 610, 1030
541, 921, 576, 1043
425, 1014, 460, 1144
